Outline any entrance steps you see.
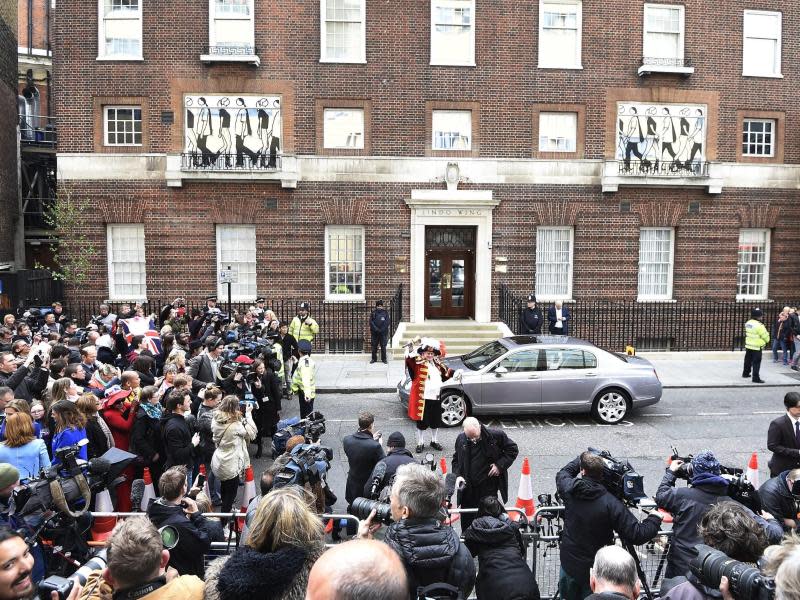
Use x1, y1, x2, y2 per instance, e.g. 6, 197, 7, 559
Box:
391, 321, 510, 359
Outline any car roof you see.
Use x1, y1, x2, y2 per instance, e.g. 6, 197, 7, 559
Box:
504, 335, 598, 349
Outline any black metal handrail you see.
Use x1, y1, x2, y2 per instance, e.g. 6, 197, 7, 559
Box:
389, 283, 403, 339
641, 56, 692, 68
614, 159, 710, 177
180, 152, 282, 172
19, 115, 56, 146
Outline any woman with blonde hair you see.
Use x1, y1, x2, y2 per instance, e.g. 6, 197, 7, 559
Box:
204, 487, 325, 600
211, 395, 257, 515
0, 399, 42, 440
50, 377, 79, 404
0, 413, 50, 480
75, 393, 113, 459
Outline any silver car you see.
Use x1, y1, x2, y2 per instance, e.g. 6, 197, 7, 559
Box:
398, 335, 662, 426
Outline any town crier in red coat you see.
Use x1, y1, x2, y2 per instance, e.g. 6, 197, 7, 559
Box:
405, 338, 453, 454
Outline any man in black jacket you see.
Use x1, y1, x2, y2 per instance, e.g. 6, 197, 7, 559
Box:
342, 412, 385, 509
519, 295, 543, 334
369, 300, 391, 364
768, 392, 800, 476
364, 432, 416, 497
358, 463, 476, 599
556, 452, 663, 600
759, 468, 800, 532
160, 389, 197, 472
0, 351, 47, 403
146, 465, 211, 577
452, 417, 519, 530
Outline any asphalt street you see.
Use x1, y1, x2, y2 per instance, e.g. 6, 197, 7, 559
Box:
247, 386, 793, 514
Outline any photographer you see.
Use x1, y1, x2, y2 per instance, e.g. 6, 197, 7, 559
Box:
556, 452, 663, 600
656, 451, 782, 582
187, 337, 224, 393
343, 412, 385, 511
759, 468, 800, 532
0, 526, 75, 600
587, 545, 640, 600
145, 467, 211, 578
0, 351, 47, 404
358, 463, 476, 599
364, 432, 416, 498
663, 501, 769, 600
210, 395, 257, 517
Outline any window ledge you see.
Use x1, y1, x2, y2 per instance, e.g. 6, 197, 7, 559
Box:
319, 58, 367, 64
96, 56, 144, 62
742, 72, 783, 79
638, 64, 694, 76
323, 298, 366, 304
430, 62, 477, 67
636, 298, 677, 303
200, 54, 260, 67
107, 297, 148, 303
536, 298, 575, 304
537, 65, 584, 70
736, 297, 773, 303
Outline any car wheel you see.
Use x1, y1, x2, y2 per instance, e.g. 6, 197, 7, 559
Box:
439, 392, 468, 427
591, 388, 630, 424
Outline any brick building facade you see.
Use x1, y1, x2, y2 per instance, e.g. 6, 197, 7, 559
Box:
0, 2, 18, 267
53, 1, 799, 331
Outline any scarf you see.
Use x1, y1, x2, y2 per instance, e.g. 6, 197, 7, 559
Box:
96, 416, 115, 449
142, 402, 163, 420
691, 472, 729, 488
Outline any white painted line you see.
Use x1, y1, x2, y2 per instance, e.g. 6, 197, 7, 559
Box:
698, 412, 729, 416
752, 411, 784, 415
644, 413, 672, 417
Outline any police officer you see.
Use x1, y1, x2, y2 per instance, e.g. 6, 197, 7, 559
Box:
291, 339, 316, 417
369, 300, 390, 364
743, 307, 770, 384
519, 295, 543, 334
203, 294, 217, 313
252, 297, 267, 322
289, 302, 320, 346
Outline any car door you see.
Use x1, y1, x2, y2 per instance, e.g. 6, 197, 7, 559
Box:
539, 348, 599, 411
481, 349, 542, 410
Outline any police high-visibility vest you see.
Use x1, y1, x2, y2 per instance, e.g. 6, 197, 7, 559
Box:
291, 355, 316, 399
744, 319, 769, 351
272, 342, 284, 379
289, 316, 319, 342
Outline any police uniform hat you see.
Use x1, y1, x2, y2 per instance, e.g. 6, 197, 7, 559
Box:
751, 308, 763, 319
299, 302, 310, 311
527, 295, 536, 303
256, 297, 266, 304
205, 294, 217, 302
298, 340, 312, 354
376, 300, 384, 307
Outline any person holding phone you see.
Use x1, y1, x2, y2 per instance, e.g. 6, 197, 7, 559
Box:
211, 395, 257, 518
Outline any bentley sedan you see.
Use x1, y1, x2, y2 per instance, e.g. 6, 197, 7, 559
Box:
398, 335, 662, 426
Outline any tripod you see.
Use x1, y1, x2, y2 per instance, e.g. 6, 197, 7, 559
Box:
621, 539, 653, 600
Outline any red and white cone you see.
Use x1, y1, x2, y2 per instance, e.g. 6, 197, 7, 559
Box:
746, 452, 760, 489
141, 467, 157, 512
511, 457, 535, 522
198, 464, 211, 499
91, 488, 117, 542
238, 466, 256, 527
439, 457, 448, 475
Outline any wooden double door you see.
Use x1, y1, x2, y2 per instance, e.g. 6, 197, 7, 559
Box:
425, 249, 474, 319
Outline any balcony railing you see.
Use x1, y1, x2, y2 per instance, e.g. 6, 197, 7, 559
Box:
180, 152, 282, 172
602, 159, 721, 193
638, 56, 694, 76
615, 159, 710, 177
19, 115, 56, 147
200, 45, 260, 66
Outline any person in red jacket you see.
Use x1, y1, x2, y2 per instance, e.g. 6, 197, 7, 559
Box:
100, 385, 139, 511
405, 338, 453, 454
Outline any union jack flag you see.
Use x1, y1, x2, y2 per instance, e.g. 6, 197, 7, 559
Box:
118, 316, 163, 355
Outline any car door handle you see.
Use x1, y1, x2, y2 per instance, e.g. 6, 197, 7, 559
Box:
584, 372, 597, 377
527, 374, 540, 379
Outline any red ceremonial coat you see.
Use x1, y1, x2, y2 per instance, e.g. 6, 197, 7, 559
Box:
406, 355, 453, 421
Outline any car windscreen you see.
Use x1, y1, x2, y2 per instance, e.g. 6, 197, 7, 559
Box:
462, 341, 508, 370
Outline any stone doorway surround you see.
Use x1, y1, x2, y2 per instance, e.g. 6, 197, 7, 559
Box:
405, 189, 499, 323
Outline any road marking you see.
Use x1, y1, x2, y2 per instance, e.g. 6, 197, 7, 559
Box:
752, 411, 783, 415
480, 417, 634, 429
644, 413, 672, 417
698, 412, 729, 416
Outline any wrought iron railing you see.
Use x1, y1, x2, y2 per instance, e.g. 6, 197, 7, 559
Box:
614, 159, 710, 177
19, 115, 56, 147
641, 56, 693, 68
389, 283, 403, 339
180, 152, 282, 172
498, 284, 797, 352
202, 45, 259, 56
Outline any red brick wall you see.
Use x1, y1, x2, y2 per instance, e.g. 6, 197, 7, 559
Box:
18, 0, 50, 51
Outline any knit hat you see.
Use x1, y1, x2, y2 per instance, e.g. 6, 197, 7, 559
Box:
0, 464, 20, 490
387, 431, 406, 448
690, 450, 721, 476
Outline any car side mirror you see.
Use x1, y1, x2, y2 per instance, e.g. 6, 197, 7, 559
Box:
494, 366, 508, 377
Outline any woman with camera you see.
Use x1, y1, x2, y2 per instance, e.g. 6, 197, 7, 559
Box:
211, 395, 257, 517
251, 357, 282, 459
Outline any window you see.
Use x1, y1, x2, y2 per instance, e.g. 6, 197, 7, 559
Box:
98, 0, 142, 60
432, 110, 472, 150
737, 229, 770, 300
216, 225, 257, 301
642, 4, 684, 63
544, 348, 595, 370
743, 10, 781, 77
538, 1, 582, 68
323, 108, 365, 149
431, 0, 475, 66
209, 0, 255, 52
104, 106, 142, 146
497, 350, 541, 373
325, 226, 364, 300
538, 112, 577, 152
742, 119, 775, 157
637, 228, 674, 300
321, 0, 365, 63
535, 227, 573, 300
107, 224, 146, 300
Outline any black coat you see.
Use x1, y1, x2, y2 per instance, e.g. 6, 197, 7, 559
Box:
83, 417, 110, 460
556, 457, 661, 580
0, 365, 47, 403
252, 371, 282, 435
277, 333, 299, 361
768, 415, 800, 476
146, 498, 211, 578
369, 308, 391, 335
463, 515, 539, 600
342, 431, 385, 505
160, 412, 194, 470
130, 407, 163, 464
519, 307, 543, 334
547, 305, 571, 335
452, 425, 519, 502
759, 472, 796, 529
363, 448, 417, 497
385, 517, 476, 599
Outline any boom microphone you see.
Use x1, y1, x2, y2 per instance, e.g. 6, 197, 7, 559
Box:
130, 479, 145, 512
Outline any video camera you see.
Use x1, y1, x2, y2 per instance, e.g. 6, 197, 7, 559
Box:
587, 447, 650, 507
20, 307, 49, 334
272, 443, 334, 489
690, 544, 775, 600
670, 447, 762, 513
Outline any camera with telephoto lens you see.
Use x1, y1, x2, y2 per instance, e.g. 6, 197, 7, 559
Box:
272, 444, 333, 489
587, 447, 650, 507
38, 548, 107, 600
350, 497, 394, 525
690, 544, 775, 600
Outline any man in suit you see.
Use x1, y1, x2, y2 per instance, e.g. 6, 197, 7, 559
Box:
768, 391, 800, 476
548, 300, 571, 335
187, 336, 224, 393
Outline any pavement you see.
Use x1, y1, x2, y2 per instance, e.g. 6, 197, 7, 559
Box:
313, 350, 800, 393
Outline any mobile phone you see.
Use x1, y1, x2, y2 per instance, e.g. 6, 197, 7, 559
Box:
196, 473, 206, 488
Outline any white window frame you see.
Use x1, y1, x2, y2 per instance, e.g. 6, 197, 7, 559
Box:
320, 0, 366, 63
637, 227, 675, 301
535, 226, 574, 301
323, 108, 365, 149
431, 110, 472, 151
103, 105, 143, 147
208, 0, 256, 52
430, 0, 476, 66
642, 3, 684, 62
742, 10, 782, 78
538, 112, 577, 152
97, 0, 143, 61
216, 225, 257, 301
742, 118, 776, 158
325, 225, 365, 301
538, 0, 582, 69
107, 224, 147, 301
737, 228, 770, 300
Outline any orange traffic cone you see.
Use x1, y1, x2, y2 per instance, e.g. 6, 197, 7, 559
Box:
439, 457, 448, 475
141, 467, 157, 512
238, 466, 256, 527
91, 488, 117, 542
746, 452, 760, 489
511, 457, 535, 522
198, 464, 211, 499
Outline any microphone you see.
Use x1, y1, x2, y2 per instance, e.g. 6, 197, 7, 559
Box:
130, 479, 145, 512
88, 458, 111, 476
444, 473, 457, 500
369, 462, 387, 499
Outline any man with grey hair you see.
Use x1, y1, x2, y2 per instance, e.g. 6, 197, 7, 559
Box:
305, 539, 408, 600
358, 463, 475, 598
587, 545, 640, 600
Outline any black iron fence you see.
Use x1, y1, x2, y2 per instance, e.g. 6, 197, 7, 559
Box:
180, 152, 282, 171
499, 284, 795, 352
389, 283, 403, 340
